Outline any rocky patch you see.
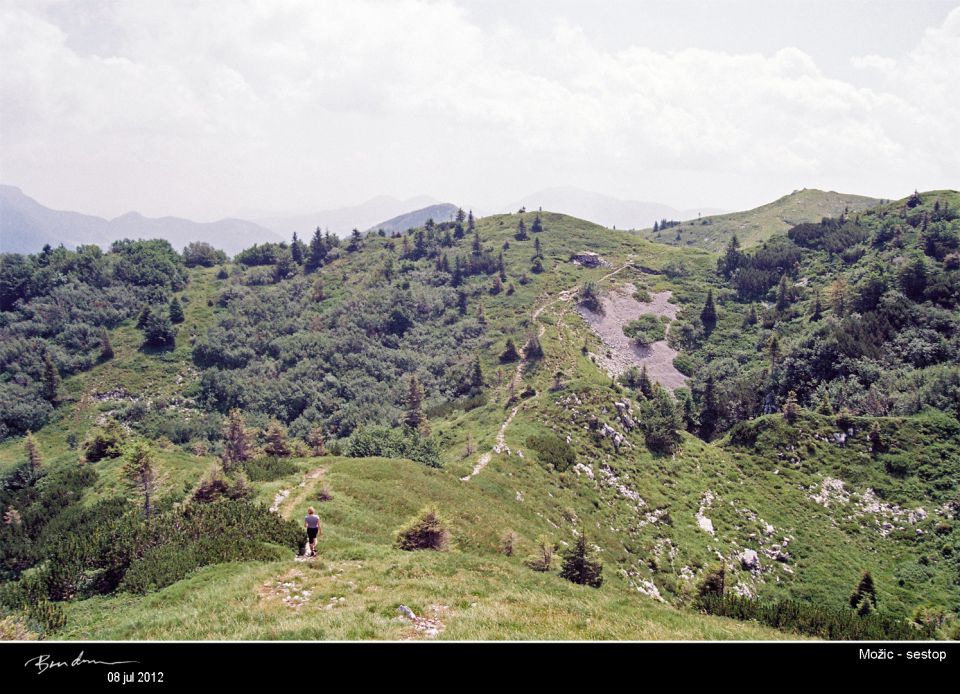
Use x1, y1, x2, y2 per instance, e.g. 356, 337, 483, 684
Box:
577, 284, 687, 390
397, 604, 447, 639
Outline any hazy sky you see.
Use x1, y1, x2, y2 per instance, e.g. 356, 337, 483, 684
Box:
1, 0, 958, 221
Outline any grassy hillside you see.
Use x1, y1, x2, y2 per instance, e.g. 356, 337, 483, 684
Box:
61, 456, 783, 640
639, 189, 880, 252
2, 194, 958, 641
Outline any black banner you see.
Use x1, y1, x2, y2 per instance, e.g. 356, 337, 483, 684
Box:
1, 640, 956, 686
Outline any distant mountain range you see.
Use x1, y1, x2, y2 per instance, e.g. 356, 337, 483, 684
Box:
366, 203, 460, 234
4, 183, 874, 258
0, 185, 282, 255
500, 187, 725, 230
255, 195, 449, 238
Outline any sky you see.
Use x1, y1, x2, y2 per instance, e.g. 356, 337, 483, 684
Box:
1, 0, 958, 221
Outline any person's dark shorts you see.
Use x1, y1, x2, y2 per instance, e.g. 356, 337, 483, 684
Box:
307, 527, 319, 542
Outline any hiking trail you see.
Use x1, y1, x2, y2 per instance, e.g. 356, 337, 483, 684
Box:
461, 262, 633, 482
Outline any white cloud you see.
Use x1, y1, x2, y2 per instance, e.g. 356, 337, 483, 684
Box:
1, 0, 957, 219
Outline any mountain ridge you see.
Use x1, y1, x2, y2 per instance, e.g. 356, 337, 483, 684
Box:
0, 185, 283, 255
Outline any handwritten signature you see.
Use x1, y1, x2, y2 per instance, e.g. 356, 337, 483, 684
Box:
24, 651, 140, 675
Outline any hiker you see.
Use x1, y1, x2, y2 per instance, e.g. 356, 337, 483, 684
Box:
305, 507, 322, 557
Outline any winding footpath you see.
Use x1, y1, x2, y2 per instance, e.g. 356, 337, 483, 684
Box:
460, 262, 634, 482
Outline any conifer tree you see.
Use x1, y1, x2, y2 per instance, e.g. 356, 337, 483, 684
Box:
169, 297, 185, 324
308, 426, 327, 457
719, 234, 742, 279
472, 230, 482, 255
700, 289, 717, 333
500, 339, 520, 363
143, 311, 175, 348
639, 387, 682, 454
467, 210, 475, 233
531, 257, 544, 274
559, 532, 604, 587
699, 375, 719, 441
498, 252, 507, 281
827, 278, 848, 316
470, 356, 484, 391
404, 375, 428, 434
515, 219, 528, 241
263, 419, 292, 457
99, 326, 114, 361
776, 275, 791, 312
524, 335, 544, 360
783, 390, 799, 423
849, 571, 878, 610
42, 352, 61, 404
816, 391, 834, 415
24, 431, 42, 472
124, 440, 161, 521
531, 213, 543, 233
291, 232, 304, 264
810, 290, 823, 322
221, 408, 253, 473
452, 256, 464, 287
457, 290, 468, 316
678, 389, 697, 432
456, 207, 466, 224
768, 333, 781, 367
307, 227, 327, 271
533, 236, 542, 258
476, 302, 486, 325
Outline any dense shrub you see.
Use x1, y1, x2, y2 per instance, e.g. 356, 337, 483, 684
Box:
396, 507, 450, 551
346, 426, 442, 468
243, 456, 299, 482
696, 594, 928, 640
119, 538, 288, 593
0, 243, 186, 439
183, 242, 228, 268
638, 388, 683, 454
82, 420, 127, 462
526, 432, 576, 472
623, 315, 666, 345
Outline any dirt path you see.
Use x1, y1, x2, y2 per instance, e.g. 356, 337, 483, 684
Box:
273, 466, 326, 519
461, 263, 633, 482
577, 283, 688, 390
271, 466, 327, 559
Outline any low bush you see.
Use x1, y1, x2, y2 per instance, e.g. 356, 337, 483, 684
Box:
526, 432, 576, 472
396, 507, 450, 551
243, 456, 299, 482
623, 315, 667, 346
347, 426, 442, 468
696, 594, 930, 640
119, 538, 288, 594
